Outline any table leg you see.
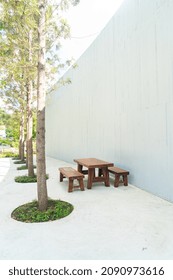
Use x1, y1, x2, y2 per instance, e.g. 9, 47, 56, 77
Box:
102, 167, 110, 187
98, 168, 103, 176
77, 164, 83, 173
60, 172, 64, 182
87, 168, 95, 189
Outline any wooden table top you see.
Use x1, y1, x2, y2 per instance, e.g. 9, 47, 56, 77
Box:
74, 158, 114, 168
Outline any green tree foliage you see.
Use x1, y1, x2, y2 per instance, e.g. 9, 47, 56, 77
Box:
0, 109, 19, 146
0, 108, 10, 125
0, 0, 80, 211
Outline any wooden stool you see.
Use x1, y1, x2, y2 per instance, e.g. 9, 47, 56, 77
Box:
59, 167, 85, 192
108, 166, 129, 187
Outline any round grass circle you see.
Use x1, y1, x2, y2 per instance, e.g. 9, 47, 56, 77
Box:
11, 199, 74, 223
17, 165, 36, 170
15, 174, 49, 183
15, 175, 37, 183
14, 160, 26, 164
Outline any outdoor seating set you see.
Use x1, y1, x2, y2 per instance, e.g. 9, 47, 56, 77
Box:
59, 158, 129, 192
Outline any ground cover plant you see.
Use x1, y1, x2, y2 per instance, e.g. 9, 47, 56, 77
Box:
11, 199, 74, 223
12, 156, 20, 160
0, 152, 19, 158
13, 160, 26, 164
15, 174, 49, 183
17, 165, 36, 170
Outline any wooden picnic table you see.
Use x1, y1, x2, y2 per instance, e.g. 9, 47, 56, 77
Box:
74, 158, 113, 189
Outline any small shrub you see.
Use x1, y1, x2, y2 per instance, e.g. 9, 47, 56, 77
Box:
0, 138, 18, 148
0, 152, 18, 158
0, 139, 11, 146
15, 174, 49, 183
11, 199, 74, 223
5, 152, 18, 158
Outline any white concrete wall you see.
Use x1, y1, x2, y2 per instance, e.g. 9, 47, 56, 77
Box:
46, 0, 173, 202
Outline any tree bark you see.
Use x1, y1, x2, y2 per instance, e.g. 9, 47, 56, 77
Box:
19, 108, 25, 160
27, 80, 34, 176
19, 121, 22, 158
36, 0, 48, 211
27, 30, 34, 177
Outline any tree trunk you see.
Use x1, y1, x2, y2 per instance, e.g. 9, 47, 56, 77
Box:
36, 0, 48, 211
19, 109, 25, 160
19, 121, 22, 158
25, 89, 28, 168
27, 80, 34, 176
27, 30, 34, 177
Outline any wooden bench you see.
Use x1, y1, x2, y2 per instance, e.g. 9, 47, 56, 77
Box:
59, 167, 85, 192
108, 166, 129, 188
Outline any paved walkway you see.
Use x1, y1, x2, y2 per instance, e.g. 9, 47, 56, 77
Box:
0, 157, 10, 183
0, 156, 173, 260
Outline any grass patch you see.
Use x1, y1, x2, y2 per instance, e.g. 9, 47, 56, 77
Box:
15, 175, 37, 183
14, 160, 26, 164
17, 165, 36, 170
11, 199, 74, 223
12, 156, 20, 160
15, 174, 49, 183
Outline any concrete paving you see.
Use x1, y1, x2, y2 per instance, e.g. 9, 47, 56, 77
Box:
0, 156, 173, 260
